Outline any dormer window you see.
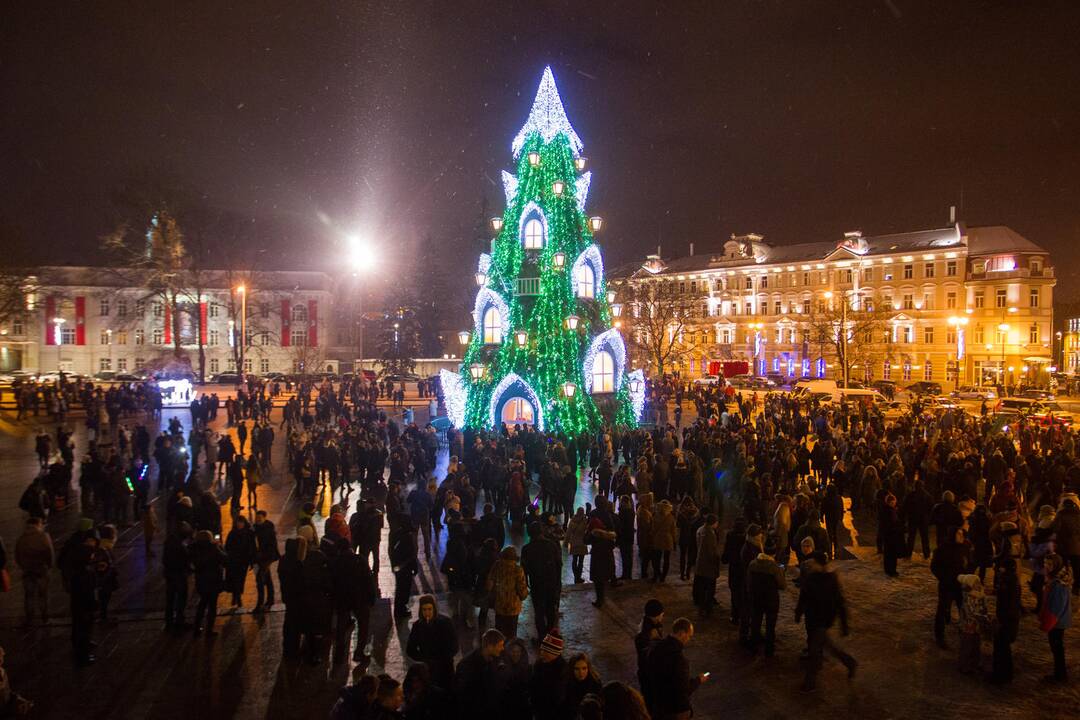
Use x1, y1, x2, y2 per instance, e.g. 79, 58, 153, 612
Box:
523, 217, 544, 249
575, 263, 595, 299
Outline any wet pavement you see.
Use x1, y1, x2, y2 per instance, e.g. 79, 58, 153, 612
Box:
0, 393, 1077, 719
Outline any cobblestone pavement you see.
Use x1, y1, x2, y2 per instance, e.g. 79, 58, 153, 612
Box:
0, 394, 1077, 719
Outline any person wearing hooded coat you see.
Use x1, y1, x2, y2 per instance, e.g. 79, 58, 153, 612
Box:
931, 526, 971, 648
793, 510, 831, 563
405, 594, 459, 689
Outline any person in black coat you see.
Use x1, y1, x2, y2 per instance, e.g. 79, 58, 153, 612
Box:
901, 479, 933, 559
529, 631, 569, 720
930, 491, 963, 549
880, 494, 904, 577
615, 495, 636, 581
821, 485, 845, 560
930, 525, 971, 648
162, 522, 193, 630
643, 617, 704, 719
563, 653, 603, 717
405, 595, 459, 689
991, 557, 1022, 685
721, 517, 748, 624
224, 515, 257, 608
190, 530, 227, 636
278, 537, 303, 657
389, 516, 418, 620
795, 555, 856, 691
253, 511, 280, 610
454, 629, 506, 718
299, 529, 334, 665
520, 524, 563, 641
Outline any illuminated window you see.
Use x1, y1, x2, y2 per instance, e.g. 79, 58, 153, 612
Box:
924, 263, 935, 279
135, 329, 145, 345
883, 362, 892, 380
152, 329, 163, 345
117, 358, 127, 371
523, 218, 544, 250
924, 326, 934, 344
1030, 324, 1039, 344
903, 363, 911, 381
575, 263, 595, 299
290, 329, 307, 347
975, 292, 985, 309
116, 331, 126, 345
99, 358, 111, 371
946, 292, 957, 309
924, 362, 933, 381
995, 289, 1007, 308
502, 397, 534, 425
291, 304, 308, 322
1030, 289, 1040, 308
259, 358, 270, 373
592, 350, 615, 393
482, 306, 502, 344
903, 264, 913, 279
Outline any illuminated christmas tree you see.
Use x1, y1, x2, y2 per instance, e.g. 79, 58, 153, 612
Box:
441, 67, 645, 435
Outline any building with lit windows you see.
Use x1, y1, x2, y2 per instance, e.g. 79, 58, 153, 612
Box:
0, 266, 351, 377
610, 224, 1055, 389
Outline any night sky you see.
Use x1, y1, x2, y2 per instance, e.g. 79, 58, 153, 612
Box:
3, 2, 1080, 297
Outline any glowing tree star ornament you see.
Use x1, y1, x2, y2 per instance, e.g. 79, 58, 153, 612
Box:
453, 66, 639, 435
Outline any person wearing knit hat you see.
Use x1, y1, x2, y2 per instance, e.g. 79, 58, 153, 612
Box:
531, 629, 569, 719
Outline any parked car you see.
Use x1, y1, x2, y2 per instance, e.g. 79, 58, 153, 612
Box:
93, 371, 118, 382
1020, 388, 1056, 401
997, 397, 1075, 427
692, 375, 723, 386
952, 385, 997, 401
114, 373, 141, 382
211, 372, 243, 385
905, 381, 943, 397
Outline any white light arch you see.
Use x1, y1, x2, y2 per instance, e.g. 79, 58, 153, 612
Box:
571, 245, 604, 299
488, 373, 545, 431
518, 202, 548, 249
583, 328, 626, 393
473, 288, 509, 341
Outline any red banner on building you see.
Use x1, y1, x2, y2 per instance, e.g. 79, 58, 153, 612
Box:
281, 299, 291, 347
74, 296, 86, 345
199, 302, 208, 345
308, 299, 318, 347
164, 303, 172, 345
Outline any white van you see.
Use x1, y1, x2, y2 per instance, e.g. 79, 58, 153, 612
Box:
818, 388, 886, 405
791, 379, 838, 398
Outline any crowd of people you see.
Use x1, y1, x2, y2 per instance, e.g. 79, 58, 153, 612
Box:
4, 369, 1080, 717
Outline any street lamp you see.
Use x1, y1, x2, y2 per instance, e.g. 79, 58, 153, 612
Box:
551, 180, 565, 197
469, 363, 486, 380
489, 217, 504, 233
562, 381, 577, 398
348, 235, 378, 370
628, 376, 643, 395
565, 315, 580, 331
589, 216, 603, 232
552, 252, 566, 270
475, 272, 487, 286
458, 330, 471, 346
822, 290, 850, 388
514, 330, 528, 347
611, 303, 623, 318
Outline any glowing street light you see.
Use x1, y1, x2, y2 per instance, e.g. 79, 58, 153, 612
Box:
458, 330, 471, 345
628, 377, 643, 394
562, 381, 577, 398
552, 180, 565, 196
469, 363, 486, 380
552, 252, 566, 269
515, 330, 528, 347
575, 156, 587, 171
490, 217, 504, 233
475, 272, 487, 286
565, 315, 580, 331
611, 303, 623, 318
589, 216, 603, 232
527, 151, 541, 167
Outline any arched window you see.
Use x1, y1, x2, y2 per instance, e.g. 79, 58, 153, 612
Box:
523, 218, 545, 250
575, 263, 595, 299
291, 304, 308, 322
592, 350, 615, 393
483, 306, 502, 344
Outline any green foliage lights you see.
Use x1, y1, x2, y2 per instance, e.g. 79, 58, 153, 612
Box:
457, 67, 636, 437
